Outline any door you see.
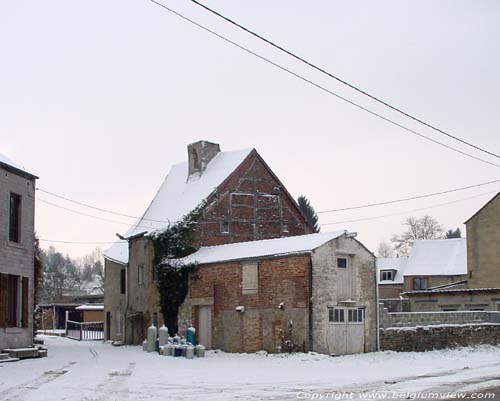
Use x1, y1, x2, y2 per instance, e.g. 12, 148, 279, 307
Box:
198, 306, 212, 349
327, 307, 365, 355
106, 312, 111, 340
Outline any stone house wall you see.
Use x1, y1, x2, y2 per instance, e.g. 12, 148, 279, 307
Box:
406, 290, 500, 312
466, 193, 500, 288
0, 164, 36, 350
311, 236, 377, 354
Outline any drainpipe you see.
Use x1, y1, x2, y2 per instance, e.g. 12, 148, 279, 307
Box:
308, 257, 313, 352
375, 260, 380, 352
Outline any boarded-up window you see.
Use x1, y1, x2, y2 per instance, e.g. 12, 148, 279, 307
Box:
242, 262, 258, 295
7, 275, 19, 327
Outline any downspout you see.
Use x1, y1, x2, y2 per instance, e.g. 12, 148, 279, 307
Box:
308, 256, 313, 352
375, 259, 380, 352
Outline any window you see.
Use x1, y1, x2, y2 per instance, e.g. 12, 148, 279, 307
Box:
242, 262, 258, 295
9, 193, 21, 243
7, 275, 19, 327
283, 223, 289, 233
348, 308, 364, 323
380, 270, 395, 281
137, 265, 144, 285
328, 308, 345, 323
152, 265, 158, 283
221, 221, 230, 234
337, 257, 348, 269
413, 277, 428, 290
120, 269, 126, 294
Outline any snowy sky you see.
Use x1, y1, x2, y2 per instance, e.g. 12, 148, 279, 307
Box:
1, 0, 499, 258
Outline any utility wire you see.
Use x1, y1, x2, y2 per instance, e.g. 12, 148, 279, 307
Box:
38, 238, 124, 245
321, 188, 499, 227
317, 178, 500, 214
145, 0, 500, 169
37, 188, 170, 224
189, 0, 500, 161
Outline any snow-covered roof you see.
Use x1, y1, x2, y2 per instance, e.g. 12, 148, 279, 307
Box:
75, 304, 104, 311
176, 231, 350, 265
376, 257, 408, 284
0, 152, 37, 178
403, 238, 467, 277
104, 148, 253, 265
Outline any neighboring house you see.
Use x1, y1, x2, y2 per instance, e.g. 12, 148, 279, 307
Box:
0, 153, 38, 350
376, 257, 408, 312
104, 141, 314, 344
403, 193, 500, 312
176, 231, 377, 355
378, 238, 468, 312
465, 192, 500, 289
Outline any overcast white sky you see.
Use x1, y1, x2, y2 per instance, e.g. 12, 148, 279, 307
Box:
1, 0, 499, 258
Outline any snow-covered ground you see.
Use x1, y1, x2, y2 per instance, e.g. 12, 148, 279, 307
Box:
1, 335, 500, 401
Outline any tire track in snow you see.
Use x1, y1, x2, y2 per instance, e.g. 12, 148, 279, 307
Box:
0, 361, 77, 401
79, 362, 136, 401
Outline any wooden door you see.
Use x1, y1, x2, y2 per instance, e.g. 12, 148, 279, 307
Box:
198, 306, 212, 349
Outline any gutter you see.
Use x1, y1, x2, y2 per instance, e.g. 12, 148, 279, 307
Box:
308, 257, 313, 352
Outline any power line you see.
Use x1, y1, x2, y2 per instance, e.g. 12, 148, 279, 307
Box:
37, 188, 170, 224
189, 0, 500, 161
38, 238, 125, 245
321, 188, 499, 227
145, 0, 500, 169
317, 178, 500, 214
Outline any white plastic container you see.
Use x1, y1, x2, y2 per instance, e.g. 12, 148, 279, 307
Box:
186, 346, 194, 359
195, 344, 206, 358
159, 325, 169, 347
147, 325, 157, 352
164, 343, 173, 356
142, 340, 148, 352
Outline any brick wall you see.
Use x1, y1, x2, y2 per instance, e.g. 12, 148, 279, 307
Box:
0, 165, 36, 350
181, 254, 311, 353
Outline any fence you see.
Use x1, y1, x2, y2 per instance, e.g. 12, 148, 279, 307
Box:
66, 320, 104, 341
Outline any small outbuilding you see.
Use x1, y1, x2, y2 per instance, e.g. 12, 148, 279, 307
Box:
176, 231, 377, 355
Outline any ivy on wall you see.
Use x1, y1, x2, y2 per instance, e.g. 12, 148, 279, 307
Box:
150, 204, 203, 335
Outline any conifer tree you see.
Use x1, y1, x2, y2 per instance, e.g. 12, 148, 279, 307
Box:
297, 195, 320, 232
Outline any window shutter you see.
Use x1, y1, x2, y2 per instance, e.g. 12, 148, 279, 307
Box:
0, 274, 7, 328
242, 263, 258, 295
22, 277, 29, 328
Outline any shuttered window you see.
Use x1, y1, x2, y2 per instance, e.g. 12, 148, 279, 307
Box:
242, 262, 258, 295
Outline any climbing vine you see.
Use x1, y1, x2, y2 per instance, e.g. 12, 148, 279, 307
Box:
150, 204, 203, 335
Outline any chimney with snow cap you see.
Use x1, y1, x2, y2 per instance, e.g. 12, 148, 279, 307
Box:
188, 140, 221, 176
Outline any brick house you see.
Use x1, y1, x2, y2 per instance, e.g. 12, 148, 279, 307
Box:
0, 153, 38, 350
104, 141, 314, 344
176, 231, 377, 355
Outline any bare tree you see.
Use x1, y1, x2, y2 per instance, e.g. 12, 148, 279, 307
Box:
390, 215, 443, 256
377, 241, 394, 258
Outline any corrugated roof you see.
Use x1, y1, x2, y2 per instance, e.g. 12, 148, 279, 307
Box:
176, 231, 350, 265
104, 148, 253, 264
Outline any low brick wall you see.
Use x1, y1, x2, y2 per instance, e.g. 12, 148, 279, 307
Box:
380, 323, 500, 352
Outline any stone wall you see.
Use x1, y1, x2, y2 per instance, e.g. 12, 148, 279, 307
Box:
381, 324, 500, 352
0, 164, 36, 350
379, 306, 500, 351
466, 193, 500, 288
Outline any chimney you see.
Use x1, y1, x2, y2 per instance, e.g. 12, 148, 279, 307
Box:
187, 140, 221, 176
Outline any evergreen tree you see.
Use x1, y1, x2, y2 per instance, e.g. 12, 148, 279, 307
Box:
445, 228, 462, 238
297, 195, 320, 232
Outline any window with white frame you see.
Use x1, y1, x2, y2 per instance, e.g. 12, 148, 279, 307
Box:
137, 264, 144, 285
380, 270, 395, 281
328, 307, 364, 324
242, 262, 258, 295
221, 221, 230, 234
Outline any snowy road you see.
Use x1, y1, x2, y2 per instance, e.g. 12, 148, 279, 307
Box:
0, 336, 499, 401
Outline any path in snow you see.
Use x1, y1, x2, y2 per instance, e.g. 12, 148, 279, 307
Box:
0, 336, 500, 401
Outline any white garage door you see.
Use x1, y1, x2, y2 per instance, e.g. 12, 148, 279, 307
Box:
326, 307, 365, 355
